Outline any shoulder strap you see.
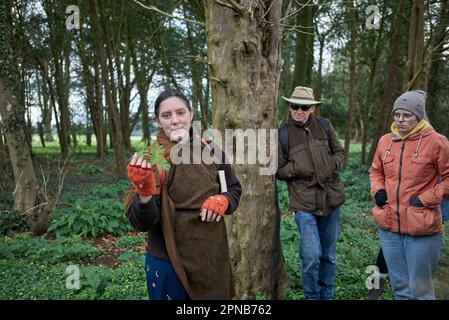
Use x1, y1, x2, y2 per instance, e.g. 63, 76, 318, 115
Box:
279, 123, 289, 160
315, 115, 331, 141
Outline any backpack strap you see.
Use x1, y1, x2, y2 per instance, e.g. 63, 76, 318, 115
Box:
278, 116, 331, 160
315, 115, 331, 141
279, 123, 289, 160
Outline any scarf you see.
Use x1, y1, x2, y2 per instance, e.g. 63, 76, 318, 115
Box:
390, 119, 431, 140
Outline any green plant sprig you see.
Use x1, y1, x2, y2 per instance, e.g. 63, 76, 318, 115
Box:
136, 142, 171, 171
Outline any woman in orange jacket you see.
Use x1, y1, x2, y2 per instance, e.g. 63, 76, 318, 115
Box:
370, 90, 449, 300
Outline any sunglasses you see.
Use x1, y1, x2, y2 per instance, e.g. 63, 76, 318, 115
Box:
289, 103, 313, 112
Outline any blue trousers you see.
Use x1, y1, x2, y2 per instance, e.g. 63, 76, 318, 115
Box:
144, 254, 189, 300
294, 208, 340, 300
378, 228, 442, 300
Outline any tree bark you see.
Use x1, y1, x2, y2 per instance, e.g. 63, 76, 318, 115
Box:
93, 51, 106, 159
0, 125, 8, 186
404, 0, 425, 91
360, 2, 387, 164
426, 0, 448, 119
89, 0, 126, 178
368, 0, 406, 163
292, 1, 314, 88
43, 0, 70, 159
342, 0, 357, 168
205, 0, 288, 299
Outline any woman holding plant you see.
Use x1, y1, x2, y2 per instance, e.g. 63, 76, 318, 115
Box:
124, 89, 242, 300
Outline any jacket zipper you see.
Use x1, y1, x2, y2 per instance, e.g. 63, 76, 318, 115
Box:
396, 141, 406, 233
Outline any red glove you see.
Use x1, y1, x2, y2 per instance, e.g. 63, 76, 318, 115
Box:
201, 195, 229, 217
128, 159, 157, 196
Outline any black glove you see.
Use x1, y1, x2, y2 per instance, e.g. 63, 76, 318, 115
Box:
375, 189, 387, 207
410, 197, 425, 207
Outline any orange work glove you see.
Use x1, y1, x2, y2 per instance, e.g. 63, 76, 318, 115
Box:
128, 155, 157, 197
201, 195, 229, 217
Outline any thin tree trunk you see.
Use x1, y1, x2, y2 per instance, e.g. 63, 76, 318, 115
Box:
44, 0, 70, 159
426, 0, 448, 118
342, 0, 357, 169
205, 0, 288, 299
93, 52, 105, 159
0, 125, 8, 184
85, 105, 92, 146
368, 0, 405, 163
292, 1, 314, 88
89, 0, 126, 178
360, 1, 386, 164
404, 0, 425, 91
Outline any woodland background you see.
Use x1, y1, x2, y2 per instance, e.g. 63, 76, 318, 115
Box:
0, 0, 448, 299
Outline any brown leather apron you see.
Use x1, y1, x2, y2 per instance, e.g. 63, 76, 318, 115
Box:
159, 137, 232, 299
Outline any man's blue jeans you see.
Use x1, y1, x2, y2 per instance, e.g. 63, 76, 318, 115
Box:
294, 208, 340, 300
378, 228, 442, 300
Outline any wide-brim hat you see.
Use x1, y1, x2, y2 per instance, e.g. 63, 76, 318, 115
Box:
282, 86, 322, 105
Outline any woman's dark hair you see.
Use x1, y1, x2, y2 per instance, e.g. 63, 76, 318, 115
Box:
154, 89, 191, 117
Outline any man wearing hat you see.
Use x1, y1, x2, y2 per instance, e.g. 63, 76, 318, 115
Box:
276, 86, 346, 300
370, 90, 449, 299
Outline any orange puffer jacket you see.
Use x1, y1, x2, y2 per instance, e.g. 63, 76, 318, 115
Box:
370, 127, 449, 236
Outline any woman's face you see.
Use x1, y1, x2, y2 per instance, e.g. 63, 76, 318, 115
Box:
393, 108, 419, 135
157, 97, 194, 142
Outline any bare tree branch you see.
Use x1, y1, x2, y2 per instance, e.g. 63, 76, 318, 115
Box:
134, 0, 205, 26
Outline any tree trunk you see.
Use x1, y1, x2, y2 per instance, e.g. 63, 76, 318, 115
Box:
360, 2, 386, 164
0, 81, 36, 209
38, 69, 53, 142
185, 5, 208, 131
116, 21, 132, 152
314, 36, 324, 104
205, 0, 288, 299
368, 0, 405, 163
0, 125, 8, 185
292, 1, 314, 88
342, 0, 357, 169
93, 52, 105, 159
404, 0, 425, 91
35, 60, 55, 142
85, 106, 92, 146
43, 0, 70, 159
89, 0, 126, 178
0, 79, 50, 234
426, 0, 448, 120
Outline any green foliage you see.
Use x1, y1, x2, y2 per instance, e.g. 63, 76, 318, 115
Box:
277, 181, 290, 214
0, 210, 26, 235
117, 251, 141, 263
0, 253, 147, 300
47, 180, 132, 238
90, 180, 129, 199
75, 165, 104, 176
0, 192, 14, 211
0, 234, 99, 264
136, 141, 170, 171
116, 234, 146, 250
341, 165, 372, 203
47, 198, 131, 238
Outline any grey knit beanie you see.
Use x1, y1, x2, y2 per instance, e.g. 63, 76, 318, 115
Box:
392, 90, 427, 120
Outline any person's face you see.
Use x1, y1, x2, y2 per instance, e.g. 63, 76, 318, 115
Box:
289, 103, 315, 124
393, 108, 419, 135
157, 97, 194, 141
